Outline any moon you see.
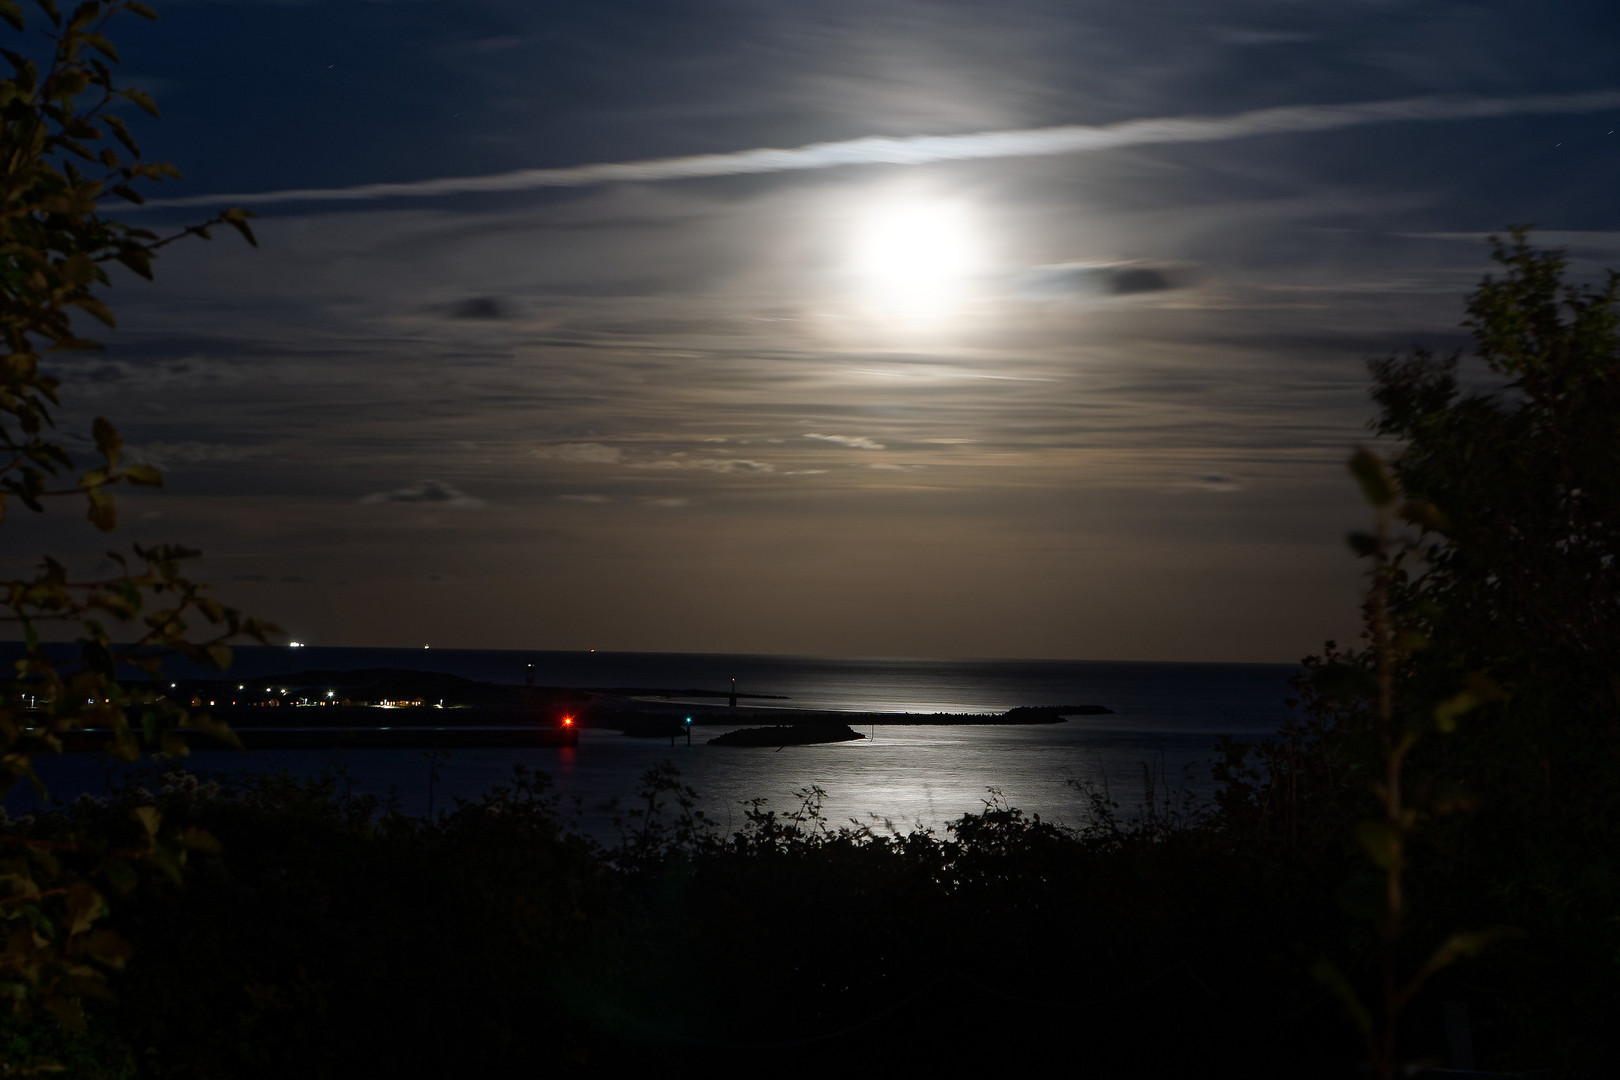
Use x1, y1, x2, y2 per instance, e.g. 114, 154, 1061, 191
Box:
850, 197, 980, 322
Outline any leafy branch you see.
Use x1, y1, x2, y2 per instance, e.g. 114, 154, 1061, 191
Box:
1, 0, 274, 1057
1311, 449, 1512, 1078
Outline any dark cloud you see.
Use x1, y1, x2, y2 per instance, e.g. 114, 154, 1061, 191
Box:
1015, 262, 1183, 300
444, 296, 507, 320
360, 480, 484, 507
1190, 474, 1247, 493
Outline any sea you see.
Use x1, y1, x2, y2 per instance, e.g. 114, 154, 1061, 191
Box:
14, 647, 1299, 839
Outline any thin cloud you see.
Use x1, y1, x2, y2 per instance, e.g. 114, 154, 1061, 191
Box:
634, 458, 775, 473
806, 433, 885, 450
534, 442, 623, 464
360, 479, 484, 506
138, 91, 1620, 209
1216, 28, 1321, 46
134, 440, 258, 466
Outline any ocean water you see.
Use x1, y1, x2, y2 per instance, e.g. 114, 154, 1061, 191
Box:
17, 647, 1299, 837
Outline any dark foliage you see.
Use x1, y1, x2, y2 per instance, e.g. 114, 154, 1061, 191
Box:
0, 766, 1360, 1078
1215, 231, 1620, 1077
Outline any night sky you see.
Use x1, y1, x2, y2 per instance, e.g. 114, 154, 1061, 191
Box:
22, 0, 1620, 661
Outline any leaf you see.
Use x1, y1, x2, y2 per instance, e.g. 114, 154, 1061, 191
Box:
122, 463, 161, 486
1433, 674, 1501, 732
62, 251, 96, 285
1398, 498, 1449, 532
1395, 628, 1429, 652
62, 880, 105, 935
1406, 928, 1522, 997
223, 215, 258, 247
1434, 690, 1479, 734
182, 711, 240, 749
132, 805, 161, 837
78, 928, 133, 969
1348, 447, 1397, 509
1355, 819, 1402, 871
147, 844, 183, 884
0, 1, 23, 31
114, 247, 153, 279
81, 31, 118, 61
102, 859, 137, 894
102, 114, 139, 156
220, 206, 258, 247
125, 0, 157, 17
177, 827, 220, 854
92, 416, 122, 463
106, 730, 139, 761
121, 86, 158, 117
1309, 958, 1372, 1035
71, 295, 116, 328
66, 0, 95, 32
86, 489, 116, 532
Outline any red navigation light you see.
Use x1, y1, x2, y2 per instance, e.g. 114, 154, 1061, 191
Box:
561, 716, 574, 727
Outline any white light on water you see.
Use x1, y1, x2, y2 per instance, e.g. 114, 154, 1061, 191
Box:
851, 197, 980, 322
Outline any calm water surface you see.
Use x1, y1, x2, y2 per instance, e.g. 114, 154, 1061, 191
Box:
20, 648, 1298, 837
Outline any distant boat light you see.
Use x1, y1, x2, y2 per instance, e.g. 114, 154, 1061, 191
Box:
289, 641, 305, 648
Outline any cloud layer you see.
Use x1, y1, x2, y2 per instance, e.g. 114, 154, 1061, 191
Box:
62, 0, 1620, 660
142, 91, 1620, 209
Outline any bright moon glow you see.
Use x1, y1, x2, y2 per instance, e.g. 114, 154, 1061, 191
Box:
850, 199, 979, 321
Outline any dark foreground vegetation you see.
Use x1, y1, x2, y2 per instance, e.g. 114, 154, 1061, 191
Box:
0, 764, 1378, 1077
5, 4, 1620, 1076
